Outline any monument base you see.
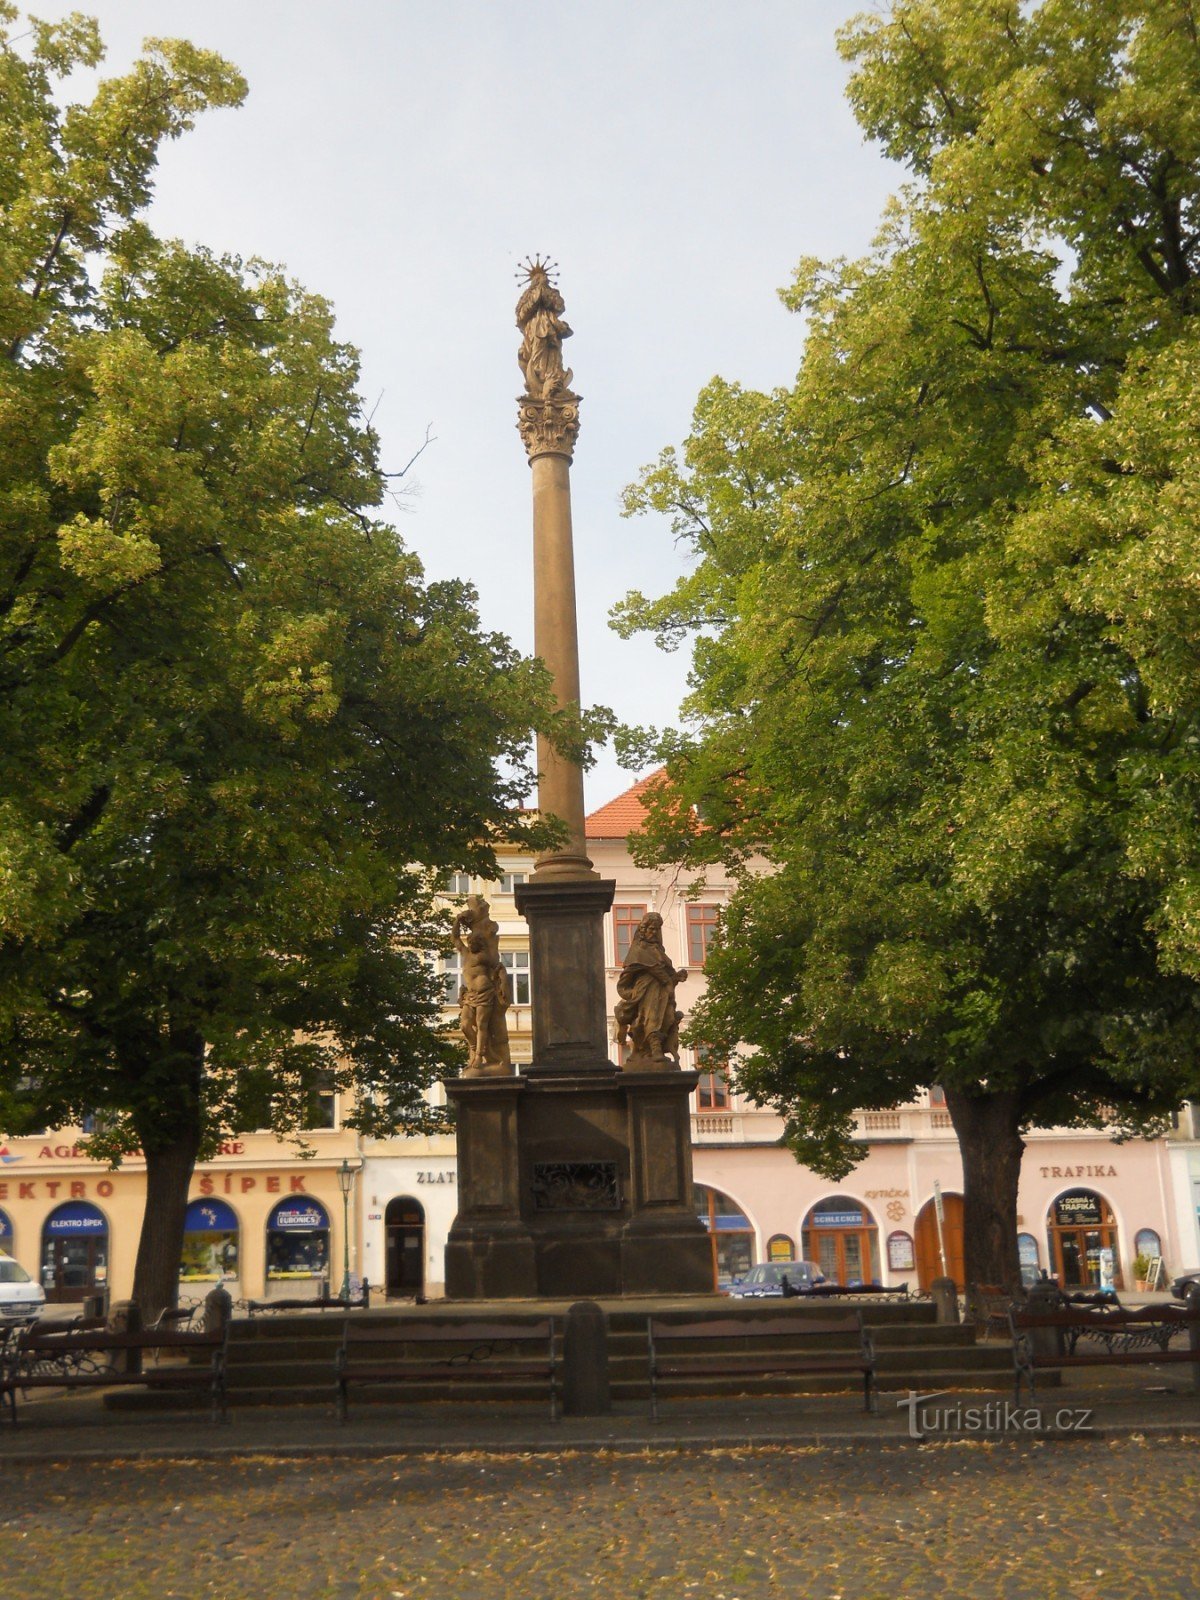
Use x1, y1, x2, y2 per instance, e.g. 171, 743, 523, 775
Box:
444, 1064, 713, 1299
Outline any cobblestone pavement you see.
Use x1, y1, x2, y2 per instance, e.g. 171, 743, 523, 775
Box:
4, 1437, 1199, 1600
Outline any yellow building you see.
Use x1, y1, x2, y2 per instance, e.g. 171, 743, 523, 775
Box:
0, 1120, 365, 1310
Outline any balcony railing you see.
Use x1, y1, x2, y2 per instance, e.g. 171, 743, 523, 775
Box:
692, 1113, 736, 1137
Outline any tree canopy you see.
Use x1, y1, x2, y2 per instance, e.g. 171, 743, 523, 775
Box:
0, 9, 572, 1312
615, 0, 1200, 1283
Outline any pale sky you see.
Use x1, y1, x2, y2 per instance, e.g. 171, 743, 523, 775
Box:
30, 1, 899, 809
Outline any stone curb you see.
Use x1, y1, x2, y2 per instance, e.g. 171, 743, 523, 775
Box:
5, 1418, 1199, 1466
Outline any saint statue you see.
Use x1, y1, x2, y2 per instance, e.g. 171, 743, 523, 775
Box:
615, 911, 688, 1067
452, 894, 512, 1076
516, 260, 577, 402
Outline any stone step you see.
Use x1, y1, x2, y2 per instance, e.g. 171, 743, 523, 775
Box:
111, 1359, 1023, 1413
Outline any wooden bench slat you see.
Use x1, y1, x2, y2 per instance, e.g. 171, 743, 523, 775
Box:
336, 1318, 558, 1423
646, 1311, 876, 1422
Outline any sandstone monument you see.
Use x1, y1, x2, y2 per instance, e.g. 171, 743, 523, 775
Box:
443, 262, 712, 1297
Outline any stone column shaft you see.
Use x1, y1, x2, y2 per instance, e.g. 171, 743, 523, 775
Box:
530, 450, 592, 878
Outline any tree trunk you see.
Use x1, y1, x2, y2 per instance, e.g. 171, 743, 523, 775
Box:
130, 1027, 204, 1323
944, 1086, 1024, 1291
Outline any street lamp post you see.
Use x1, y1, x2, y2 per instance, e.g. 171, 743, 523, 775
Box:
337, 1158, 361, 1304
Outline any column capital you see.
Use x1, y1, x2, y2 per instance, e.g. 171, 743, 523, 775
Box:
517, 395, 581, 461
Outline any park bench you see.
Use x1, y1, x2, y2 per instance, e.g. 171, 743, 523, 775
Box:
1, 1317, 230, 1425
335, 1317, 559, 1423
967, 1283, 1022, 1341
1008, 1300, 1200, 1401
646, 1310, 877, 1423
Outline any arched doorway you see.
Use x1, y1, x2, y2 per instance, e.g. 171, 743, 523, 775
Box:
385, 1196, 425, 1298
694, 1184, 755, 1289
915, 1193, 965, 1290
1047, 1189, 1119, 1289
40, 1201, 109, 1303
802, 1196, 881, 1286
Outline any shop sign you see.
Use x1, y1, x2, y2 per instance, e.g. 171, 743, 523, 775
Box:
268, 1198, 330, 1232
812, 1210, 864, 1228
416, 1170, 456, 1185
196, 1173, 308, 1196
1039, 1165, 1117, 1179
0, 1179, 115, 1201
1054, 1192, 1104, 1226
45, 1201, 107, 1234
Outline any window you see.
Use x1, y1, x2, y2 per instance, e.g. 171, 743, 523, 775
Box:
685, 904, 720, 965
614, 904, 647, 964
301, 1071, 337, 1130
442, 871, 471, 895
694, 1046, 730, 1110
928, 1085, 947, 1107
501, 949, 531, 1005
266, 1197, 330, 1281
180, 1199, 240, 1283
499, 869, 529, 895
440, 953, 464, 1005
694, 1184, 754, 1287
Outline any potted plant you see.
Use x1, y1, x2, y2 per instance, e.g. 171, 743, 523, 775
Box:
1132, 1252, 1152, 1291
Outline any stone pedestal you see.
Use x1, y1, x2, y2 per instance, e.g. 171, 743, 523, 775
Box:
516, 877, 613, 1073
444, 1065, 713, 1299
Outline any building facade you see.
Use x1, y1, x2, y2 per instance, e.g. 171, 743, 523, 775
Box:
0, 1122, 364, 1308
4, 775, 1199, 1304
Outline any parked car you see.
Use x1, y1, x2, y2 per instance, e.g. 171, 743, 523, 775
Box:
1170, 1269, 1200, 1302
726, 1261, 825, 1298
0, 1255, 46, 1325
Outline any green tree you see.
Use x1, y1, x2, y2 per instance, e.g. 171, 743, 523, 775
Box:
0, 11, 567, 1317
615, 0, 1200, 1288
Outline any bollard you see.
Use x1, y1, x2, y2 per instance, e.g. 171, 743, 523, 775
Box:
82, 1289, 108, 1322
108, 1299, 143, 1376
562, 1300, 611, 1416
1025, 1275, 1065, 1362
931, 1277, 960, 1325
203, 1284, 233, 1337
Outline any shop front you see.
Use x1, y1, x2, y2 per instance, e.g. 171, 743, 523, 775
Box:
265, 1196, 331, 1295
180, 1199, 240, 1287
802, 1196, 881, 1286
0, 1130, 360, 1305
1047, 1187, 1119, 1289
40, 1200, 109, 1302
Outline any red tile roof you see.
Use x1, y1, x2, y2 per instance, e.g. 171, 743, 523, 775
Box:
585, 771, 666, 839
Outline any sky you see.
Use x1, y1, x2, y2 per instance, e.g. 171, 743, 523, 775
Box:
29, 0, 901, 810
